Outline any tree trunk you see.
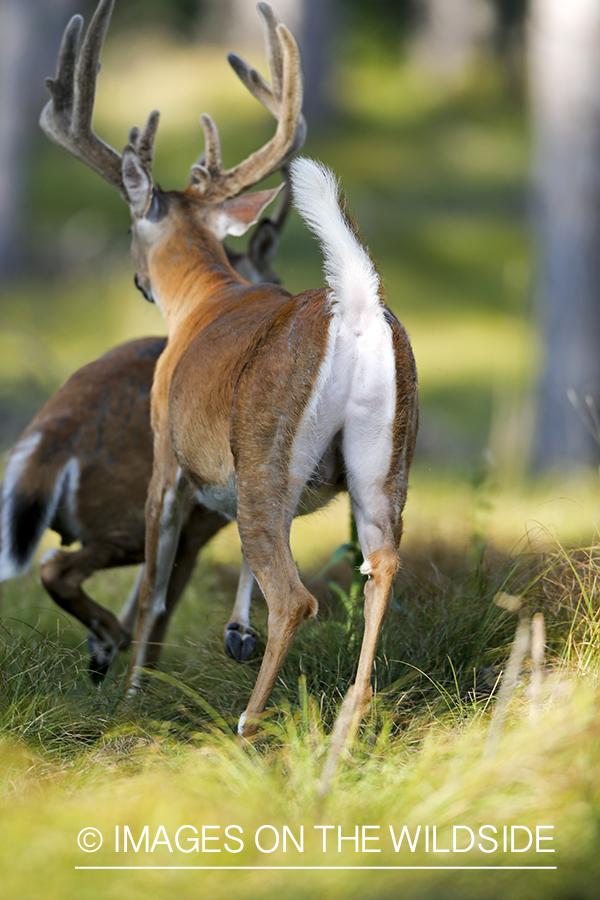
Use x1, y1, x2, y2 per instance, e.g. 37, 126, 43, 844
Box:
0, 0, 78, 281
412, 0, 496, 76
530, 0, 600, 470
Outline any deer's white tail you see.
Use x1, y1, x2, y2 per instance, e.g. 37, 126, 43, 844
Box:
289, 157, 381, 319
0, 432, 79, 581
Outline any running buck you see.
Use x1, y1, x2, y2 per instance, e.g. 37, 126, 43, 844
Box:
0, 178, 293, 678
40, 0, 418, 757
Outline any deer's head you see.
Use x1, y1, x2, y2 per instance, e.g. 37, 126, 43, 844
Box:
40, 0, 305, 307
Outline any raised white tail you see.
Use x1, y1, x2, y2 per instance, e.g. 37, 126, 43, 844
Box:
290, 157, 381, 319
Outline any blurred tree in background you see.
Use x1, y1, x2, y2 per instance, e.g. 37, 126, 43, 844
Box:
0, 0, 79, 278
529, 0, 600, 471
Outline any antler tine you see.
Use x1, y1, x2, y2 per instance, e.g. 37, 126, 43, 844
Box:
189, 114, 223, 193
139, 111, 161, 171
40, 0, 158, 202
190, 10, 304, 203
227, 3, 283, 118
44, 14, 83, 118
227, 55, 277, 119
128, 110, 161, 174
40, 0, 124, 196
227, 1, 307, 156
72, 0, 113, 134
258, 2, 284, 101
199, 114, 224, 176
227, 3, 306, 169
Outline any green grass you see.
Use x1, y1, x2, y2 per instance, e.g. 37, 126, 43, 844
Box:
1, 526, 600, 899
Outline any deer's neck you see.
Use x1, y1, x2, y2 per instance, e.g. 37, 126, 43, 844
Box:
150, 228, 243, 333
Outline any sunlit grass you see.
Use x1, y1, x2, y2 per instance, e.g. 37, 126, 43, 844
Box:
1, 579, 599, 898
2, 459, 600, 898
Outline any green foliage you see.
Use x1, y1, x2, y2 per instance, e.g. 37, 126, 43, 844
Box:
1, 528, 596, 750
342, 0, 417, 55
91, 0, 205, 35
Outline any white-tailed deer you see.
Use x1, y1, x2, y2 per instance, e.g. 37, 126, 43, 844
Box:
40, 0, 418, 758
0, 197, 294, 679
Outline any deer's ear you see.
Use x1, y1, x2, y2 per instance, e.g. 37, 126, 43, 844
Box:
122, 147, 153, 218
249, 219, 279, 268
203, 186, 283, 239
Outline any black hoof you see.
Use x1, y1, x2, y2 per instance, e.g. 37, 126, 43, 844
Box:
88, 656, 110, 684
225, 623, 256, 662
87, 633, 116, 684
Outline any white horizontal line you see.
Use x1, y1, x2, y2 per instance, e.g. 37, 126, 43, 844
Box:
75, 866, 558, 871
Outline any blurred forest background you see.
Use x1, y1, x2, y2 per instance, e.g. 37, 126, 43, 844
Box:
1, 0, 600, 549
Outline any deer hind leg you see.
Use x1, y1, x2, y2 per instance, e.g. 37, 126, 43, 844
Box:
319, 398, 410, 791
84, 563, 146, 681
224, 554, 256, 663
235, 482, 318, 737
318, 530, 399, 796
317, 473, 402, 794
39, 542, 136, 680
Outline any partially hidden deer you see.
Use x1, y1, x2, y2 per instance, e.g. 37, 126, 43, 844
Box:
0, 188, 293, 679
40, 0, 418, 760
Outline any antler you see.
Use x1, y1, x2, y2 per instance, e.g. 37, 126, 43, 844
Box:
39, 0, 158, 202
189, 2, 305, 203
41, 0, 303, 209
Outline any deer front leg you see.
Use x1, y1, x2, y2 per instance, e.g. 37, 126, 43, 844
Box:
118, 564, 146, 635
143, 506, 228, 667
126, 445, 187, 692
224, 555, 256, 663
89, 505, 228, 673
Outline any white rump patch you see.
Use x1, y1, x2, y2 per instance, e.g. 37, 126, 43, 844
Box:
289, 157, 399, 559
